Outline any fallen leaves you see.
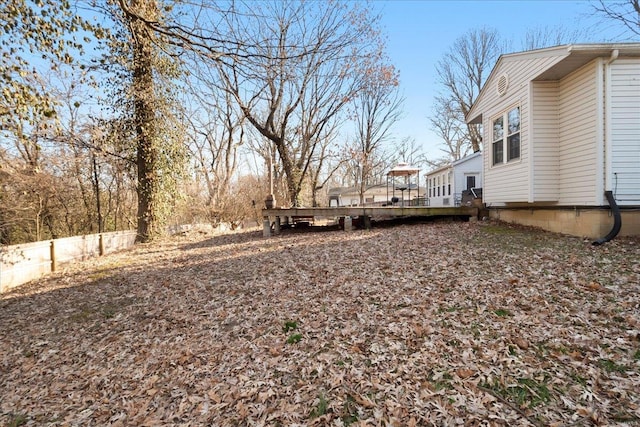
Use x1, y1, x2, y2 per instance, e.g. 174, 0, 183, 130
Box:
0, 221, 639, 426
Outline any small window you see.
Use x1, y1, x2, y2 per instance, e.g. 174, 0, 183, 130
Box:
492, 106, 520, 166
507, 107, 520, 161
492, 116, 504, 165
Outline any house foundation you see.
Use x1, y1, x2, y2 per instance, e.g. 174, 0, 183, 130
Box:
490, 208, 640, 238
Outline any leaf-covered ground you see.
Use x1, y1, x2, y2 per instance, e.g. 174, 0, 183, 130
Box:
1, 220, 639, 426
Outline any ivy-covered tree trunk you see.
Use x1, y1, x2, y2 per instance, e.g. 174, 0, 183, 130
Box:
129, 0, 158, 242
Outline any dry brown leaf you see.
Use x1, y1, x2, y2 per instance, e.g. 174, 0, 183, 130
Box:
587, 282, 603, 291
456, 368, 475, 379
513, 337, 529, 350
1, 223, 638, 426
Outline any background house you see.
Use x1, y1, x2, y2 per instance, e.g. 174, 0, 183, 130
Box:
328, 184, 389, 207
328, 183, 427, 207
426, 151, 483, 207
466, 43, 640, 238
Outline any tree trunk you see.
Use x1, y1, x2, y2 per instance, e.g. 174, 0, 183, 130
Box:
130, 0, 158, 242
92, 152, 103, 233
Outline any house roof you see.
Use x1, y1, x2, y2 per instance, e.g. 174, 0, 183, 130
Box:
425, 162, 452, 177
451, 150, 482, 167
466, 43, 640, 124
424, 152, 482, 178
387, 162, 421, 176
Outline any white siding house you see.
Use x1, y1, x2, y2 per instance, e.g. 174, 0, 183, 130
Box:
426, 164, 453, 207
328, 184, 389, 207
426, 152, 483, 207
466, 43, 640, 238
452, 151, 483, 203
328, 183, 426, 207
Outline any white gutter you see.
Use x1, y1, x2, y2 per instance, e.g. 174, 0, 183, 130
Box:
604, 49, 619, 194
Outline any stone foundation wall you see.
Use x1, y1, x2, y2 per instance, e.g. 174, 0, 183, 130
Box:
490, 208, 640, 238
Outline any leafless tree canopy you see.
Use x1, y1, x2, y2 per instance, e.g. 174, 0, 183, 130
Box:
430, 95, 470, 162
208, 0, 387, 206
350, 65, 404, 204
434, 28, 502, 154
592, 0, 640, 37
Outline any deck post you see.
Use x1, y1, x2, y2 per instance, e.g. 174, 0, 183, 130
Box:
263, 218, 271, 237
274, 216, 281, 234
344, 216, 352, 232
363, 215, 371, 230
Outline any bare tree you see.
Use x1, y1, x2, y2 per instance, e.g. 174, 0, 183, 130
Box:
182, 74, 245, 224
392, 137, 430, 171
351, 65, 403, 205
520, 25, 592, 50
429, 95, 470, 161
213, 0, 386, 206
434, 28, 502, 153
592, 0, 640, 37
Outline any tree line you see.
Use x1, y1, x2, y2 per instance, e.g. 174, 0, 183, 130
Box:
1, 0, 637, 244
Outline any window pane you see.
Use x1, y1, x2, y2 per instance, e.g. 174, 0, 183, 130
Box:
493, 140, 503, 165
508, 107, 520, 134
493, 117, 504, 142
508, 132, 520, 161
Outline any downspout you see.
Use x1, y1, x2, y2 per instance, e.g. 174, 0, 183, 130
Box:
593, 49, 621, 246
593, 191, 621, 245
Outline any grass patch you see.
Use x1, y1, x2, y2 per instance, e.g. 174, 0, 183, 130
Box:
481, 225, 518, 235
286, 333, 302, 344
569, 372, 588, 386
283, 320, 298, 333
484, 377, 551, 409
341, 394, 359, 426
439, 304, 461, 313
430, 371, 454, 391
493, 308, 511, 317
598, 358, 627, 373
7, 414, 27, 427
310, 393, 329, 418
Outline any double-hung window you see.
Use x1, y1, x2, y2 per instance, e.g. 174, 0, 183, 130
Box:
492, 106, 520, 166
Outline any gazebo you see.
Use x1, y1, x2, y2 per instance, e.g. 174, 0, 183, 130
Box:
386, 163, 421, 206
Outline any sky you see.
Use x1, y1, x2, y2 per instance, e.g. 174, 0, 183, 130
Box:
375, 0, 637, 161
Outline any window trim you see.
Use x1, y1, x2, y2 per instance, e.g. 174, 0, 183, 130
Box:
490, 105, 521, 167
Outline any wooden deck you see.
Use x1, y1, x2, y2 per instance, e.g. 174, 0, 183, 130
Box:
262, 206, 479, 236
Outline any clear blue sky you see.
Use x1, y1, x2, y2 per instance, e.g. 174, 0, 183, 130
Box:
376, 0, 637, 160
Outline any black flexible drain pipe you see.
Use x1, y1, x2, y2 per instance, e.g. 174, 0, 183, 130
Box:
593, 190, 622, 245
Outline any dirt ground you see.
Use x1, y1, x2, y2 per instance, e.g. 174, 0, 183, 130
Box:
1, 220, 639, 426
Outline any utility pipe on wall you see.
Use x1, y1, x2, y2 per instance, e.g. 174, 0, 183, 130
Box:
593, 191, 622, 245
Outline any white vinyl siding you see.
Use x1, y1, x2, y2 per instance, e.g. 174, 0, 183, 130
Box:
481, 55, 564, 204
530, 81, 559, 201
557, 61, 599, 205
610, 59, 640, 205
452, 152, 482, 194
425, 166, 453, 207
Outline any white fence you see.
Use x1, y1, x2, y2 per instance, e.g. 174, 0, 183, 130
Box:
0, 230, 137, 293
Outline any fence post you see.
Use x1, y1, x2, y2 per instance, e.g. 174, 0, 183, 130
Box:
50, 240, 57, 272
99, 234, 105, 256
